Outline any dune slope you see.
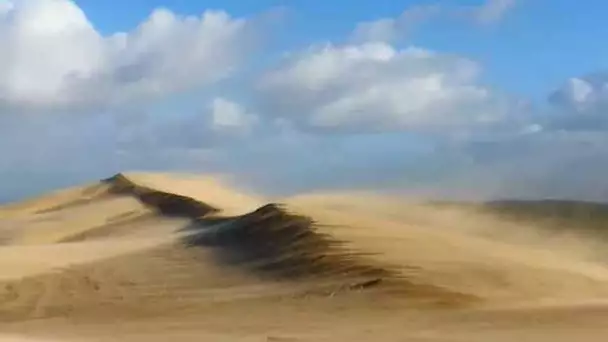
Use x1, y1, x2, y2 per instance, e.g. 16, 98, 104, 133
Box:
2, 173, 608, 341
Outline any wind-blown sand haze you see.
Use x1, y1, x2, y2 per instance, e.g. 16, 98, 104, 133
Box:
2, 172, 608, 341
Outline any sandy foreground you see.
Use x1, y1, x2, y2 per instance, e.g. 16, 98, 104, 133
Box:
1, 172, 608, 341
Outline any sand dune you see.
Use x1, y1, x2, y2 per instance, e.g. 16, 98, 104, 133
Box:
2, 172, 608, 341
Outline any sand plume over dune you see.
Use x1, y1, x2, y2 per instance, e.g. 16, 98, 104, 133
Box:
3, 173, 608, 341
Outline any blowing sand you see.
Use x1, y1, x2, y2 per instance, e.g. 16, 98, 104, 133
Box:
1, 172, 608, 341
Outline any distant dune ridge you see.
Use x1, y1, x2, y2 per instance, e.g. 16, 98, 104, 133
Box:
3, 172, 608, 341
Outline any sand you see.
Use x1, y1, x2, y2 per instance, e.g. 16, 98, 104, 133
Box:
1, 172, 608, 341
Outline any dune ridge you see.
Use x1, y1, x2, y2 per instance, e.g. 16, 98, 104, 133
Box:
102, 173, 409, 290
104, 174, 481, 304
101, 174, 220, 218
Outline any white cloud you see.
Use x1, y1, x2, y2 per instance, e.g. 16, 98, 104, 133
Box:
258, 42, 508, 133
352, 18, 398, 44
3, 0, 606, 205
352, 1, 517, 43
550, 74, 608, 111
0, 0, 255, 110
210, 97, 257, 133
351, 5, 440, 43
541, 72, 608, 131
475, 0, 517, 25
566, 78, 595, 105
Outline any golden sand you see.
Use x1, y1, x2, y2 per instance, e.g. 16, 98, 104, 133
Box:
1, 172, 608, 341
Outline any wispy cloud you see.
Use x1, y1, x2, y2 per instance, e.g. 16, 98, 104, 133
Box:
352, 0, 519, 43
475, 0, 518, 25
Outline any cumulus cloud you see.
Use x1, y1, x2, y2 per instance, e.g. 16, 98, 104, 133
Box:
0, 0, 266, 201
0, 0, 263, 200
210, 97, 257, 133
549, 73, 608, 111
0, 0, 256, 110
258, 42, 511, 133
1, 0, 606, 206
543, 72, 608, 131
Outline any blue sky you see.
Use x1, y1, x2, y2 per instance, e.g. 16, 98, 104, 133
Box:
1, 0, 608, 203
72, 0, 608, 98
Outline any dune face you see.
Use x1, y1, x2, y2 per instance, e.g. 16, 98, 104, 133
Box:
2, 173, 608, 341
